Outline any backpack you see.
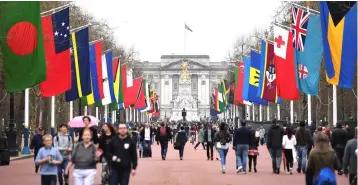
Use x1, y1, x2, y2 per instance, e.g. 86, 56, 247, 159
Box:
53, 134, 72, 149
160, 127, 166, 137
315, 154, 337, 185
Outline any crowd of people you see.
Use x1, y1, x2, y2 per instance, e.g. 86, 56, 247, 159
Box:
29, 116, 357, 185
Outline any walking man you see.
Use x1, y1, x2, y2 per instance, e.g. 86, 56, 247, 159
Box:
332, 120, 350, 175
233, 120, 251, 174
204, 124, 216, 160
53, 124, 73, 185
267, 119, 285, 174
294, 121, 312, 174
156, 122, 172, 160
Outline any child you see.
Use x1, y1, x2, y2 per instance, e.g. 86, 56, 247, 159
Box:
35, 134, 63, 185
248, 137, 259, 172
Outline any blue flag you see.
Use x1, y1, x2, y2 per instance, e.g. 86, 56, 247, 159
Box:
242, 52, 268, 105
294, 14, 323, 95
65, 28, 91, 102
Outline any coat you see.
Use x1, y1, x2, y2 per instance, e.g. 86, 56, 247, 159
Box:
197, 129, 204, 142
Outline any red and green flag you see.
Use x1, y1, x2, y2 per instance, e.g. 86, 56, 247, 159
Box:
0, 2, 46, 92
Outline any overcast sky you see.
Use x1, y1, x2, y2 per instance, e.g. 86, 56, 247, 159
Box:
75, 0, 281, 62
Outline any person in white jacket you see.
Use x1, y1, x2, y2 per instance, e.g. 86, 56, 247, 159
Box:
282, 127, 296, 174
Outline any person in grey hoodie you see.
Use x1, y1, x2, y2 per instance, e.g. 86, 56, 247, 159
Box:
53, 124, 73, 185
343, 127, 357, 184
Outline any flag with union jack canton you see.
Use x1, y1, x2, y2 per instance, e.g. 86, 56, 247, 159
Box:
291, 7, 310, 51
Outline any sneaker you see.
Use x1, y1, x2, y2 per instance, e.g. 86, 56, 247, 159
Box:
297, 168, 301, 174
254, 168, 257, 173
242, 172, 246, 175
221, 165, 226, 174
249, 169, 251, 172
236, 166, 242, 173
180, 157, 183, 160
211, 157, 213, 161
289, 168, 293, 175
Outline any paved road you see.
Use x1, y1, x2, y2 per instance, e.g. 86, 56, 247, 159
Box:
0, 143, 347, 185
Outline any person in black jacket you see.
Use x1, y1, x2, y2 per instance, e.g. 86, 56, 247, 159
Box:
233, 120, 251, 174
30, 126, 45, 173
204, 124, 216, 160
175, 126, 187, 160
98, 123, 116, 185
294, 121, 312, 174
331, 120, 350, 174
156, 122, 172, 160
108, 123, 138, 185
139, 123, 154, 158
78, 116, 99, 145
267, 119, 284, 174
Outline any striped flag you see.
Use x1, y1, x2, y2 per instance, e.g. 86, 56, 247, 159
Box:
134, 78, 146, 109
139, 80, 151, 112
81, 41, 104, 105
109, 58, 122, 110
65, 28, 91, 102
99, 51, 116, 105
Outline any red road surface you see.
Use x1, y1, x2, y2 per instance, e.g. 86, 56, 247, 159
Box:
0, 143, 346, 185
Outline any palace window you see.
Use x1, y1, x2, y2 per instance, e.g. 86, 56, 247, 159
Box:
165, 81, 169, 85
201, 80, 206, 85
174, 82, 178, 90
193, 82, 197, 89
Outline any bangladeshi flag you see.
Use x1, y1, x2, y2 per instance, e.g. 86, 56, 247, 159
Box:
0, 2, 46, 92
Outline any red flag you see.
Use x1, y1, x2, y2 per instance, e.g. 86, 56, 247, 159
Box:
112, 58, 120, 81
94, 42, 104, 99
134, 79, 146, 109
234, 62, 244, 105
40, 8, 71, 97
274, 27, 299, 100
121, 65, 142, 107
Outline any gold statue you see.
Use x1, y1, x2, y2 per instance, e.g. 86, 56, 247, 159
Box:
180, 61, 190, 80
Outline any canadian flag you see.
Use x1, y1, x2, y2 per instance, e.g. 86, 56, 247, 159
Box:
274, 25, 299, 100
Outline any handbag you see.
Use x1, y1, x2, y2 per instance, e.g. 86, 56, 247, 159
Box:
173, 142, 180, 150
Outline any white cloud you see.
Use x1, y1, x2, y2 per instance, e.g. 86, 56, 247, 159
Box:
75, 0, 281, 62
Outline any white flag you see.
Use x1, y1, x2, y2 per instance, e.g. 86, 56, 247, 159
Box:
273, 25, 289, 59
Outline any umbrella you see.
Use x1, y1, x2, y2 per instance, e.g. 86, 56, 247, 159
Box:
69, 115, 99, 128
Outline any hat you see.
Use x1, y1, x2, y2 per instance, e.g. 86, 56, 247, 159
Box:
38, 126, 44, 131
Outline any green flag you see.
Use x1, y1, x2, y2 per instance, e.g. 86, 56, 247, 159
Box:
0, 2, 46, 92
217, 83, 225, 113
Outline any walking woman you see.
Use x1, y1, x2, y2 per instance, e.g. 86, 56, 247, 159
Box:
305, 132, 341, 185
65, 128, 101, 185
175, 126, 187, 160
98, 123, 116, 185
214, 122, 232, 173
194, 126, 206, 150
282, 127, 296, 174
248, 125, 259, 173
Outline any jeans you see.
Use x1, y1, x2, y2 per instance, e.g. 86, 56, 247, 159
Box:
269, 148, 282, 169
73, 169, 97, 185
57, 158, 69, 185
179, 143, 185, 158
110, 167, 131, 185
296, 146, 307, 171
206, 142, 214, 159
218, 148, 228, 165
101, 157, 111, 184
160, 141, 168, 157
260, 138, 265, 145
236, 144, 249, 172
41, 175, 56, 185
194, 142, 206, 149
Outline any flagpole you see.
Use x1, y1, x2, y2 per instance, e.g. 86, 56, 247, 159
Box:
51, 96, 55, 136
333, 85, 337, 126
130, 107, 133, 122
267, 105, 270, 121
84, 106, 88, 115
95, 107, 99, 119
246, 105, 250, 120
259, 105, 263, 122
69, 101, 73, 120
290, 100, 294, 124
251, 105, 254, 121
22, 88, 30, 154
184, 23, 186, 55
104, 105, 108, 123
277, 104, 280, 120
306, 1, 312, 127
112, 111, 115, 124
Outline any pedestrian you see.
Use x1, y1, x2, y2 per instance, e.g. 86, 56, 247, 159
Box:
331, 120, 350, 175
204, 124, 216, 160
305, 132, 341, 185
30, 126, 45, 173
53, 124, 73, 185
65, 128, 101, 185
267, 119, 285, 174
156, 122, 172, 160
174, 126, 187, 160
78, 116, 99, 146
194, 126, 206, 150
98, 123, 116, 185
259, 126, 265, 145
107, 123, 138, 185
35, 134, 63, 185
214, 122, 232, 173
295, 121, 312, 174
248, 125, 259, 173
140, 123, 153, 158
343, 127, 357, 185
131, 127, 142, 158
233, 120, 251, 174
282, 127, 296, 175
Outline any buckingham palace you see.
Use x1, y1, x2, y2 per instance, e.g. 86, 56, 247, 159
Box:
133, 54, 234, 121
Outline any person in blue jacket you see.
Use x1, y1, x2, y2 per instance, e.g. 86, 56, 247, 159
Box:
30, 126, 45, 173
